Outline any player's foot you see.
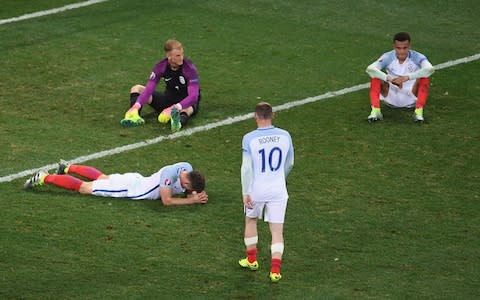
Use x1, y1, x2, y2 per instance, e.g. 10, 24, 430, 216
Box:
121, 109, 145, 127
413, 108, 424, 123
170, 107, 182, 132
180, 112, 189, 126
24, 171, 48, 190
57, 159, 70, 175
269, 272, 282, 283
238, 258, 259, 271
367, 108, 383, 123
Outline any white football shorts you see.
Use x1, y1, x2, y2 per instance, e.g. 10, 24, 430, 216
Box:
381, 80, 417, 108
91, 173, 160, 200
244, 199, 288, 224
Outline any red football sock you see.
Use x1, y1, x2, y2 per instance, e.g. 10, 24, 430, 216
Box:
246, 248, 257, 263
416, 77, 430, 109
271, 258, 282, 274
369, 78, 381, 108
67, 165, 103, 180
44, 174, 83, 191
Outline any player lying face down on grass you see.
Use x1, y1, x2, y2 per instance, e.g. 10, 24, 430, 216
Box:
24, 161, 208, 206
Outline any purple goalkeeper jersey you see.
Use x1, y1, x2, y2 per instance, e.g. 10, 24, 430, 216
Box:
136, 58, 200, 108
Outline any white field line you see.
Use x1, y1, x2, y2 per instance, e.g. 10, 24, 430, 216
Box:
1, 54, 479, 183
0, 0, 109, 26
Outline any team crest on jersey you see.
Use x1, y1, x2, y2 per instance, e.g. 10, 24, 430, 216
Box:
407, 64, 416, 73
149, 72, 156, 80
164, 178, 172, 186
179, 76, 185, 84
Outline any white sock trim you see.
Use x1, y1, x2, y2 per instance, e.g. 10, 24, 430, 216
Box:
271, 243, 284, 255
244, 236, 258, 247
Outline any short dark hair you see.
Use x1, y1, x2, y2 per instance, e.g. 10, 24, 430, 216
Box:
255, 102, 274, 120
188, 170, 205, 193
393, 32, 411, 43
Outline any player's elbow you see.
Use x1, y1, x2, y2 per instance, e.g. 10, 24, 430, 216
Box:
365, 66, 375, 77
161, 197, 173, 206
425, 66, 435, 76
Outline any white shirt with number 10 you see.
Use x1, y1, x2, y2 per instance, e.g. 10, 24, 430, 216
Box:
242, 126, 294, 202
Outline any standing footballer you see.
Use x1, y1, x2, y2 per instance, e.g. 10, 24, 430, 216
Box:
238, 102, 294, 283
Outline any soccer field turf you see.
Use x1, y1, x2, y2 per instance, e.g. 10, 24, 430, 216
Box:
1, 1, 479, 298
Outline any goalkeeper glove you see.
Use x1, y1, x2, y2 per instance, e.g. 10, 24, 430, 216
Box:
158, 103, 182, 124
120, 104, 144, 127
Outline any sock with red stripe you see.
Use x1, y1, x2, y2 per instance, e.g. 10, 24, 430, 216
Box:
67, 165, 103, 180
369, 78, 381, 108
44, 174, 83, 191
246, 248, 257, 263
416, 77, 430, 108
271, 258, 282, 274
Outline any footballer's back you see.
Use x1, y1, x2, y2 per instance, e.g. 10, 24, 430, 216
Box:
242, 126, 293, 201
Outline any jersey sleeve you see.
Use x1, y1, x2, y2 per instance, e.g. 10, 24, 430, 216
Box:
365, 51, 395, 81
136, 59, 168, 105
241, 151, 253, 196
284, 134, 294, 177
159, 166, 177, 189
177, 60, 200, 109
241, 135, 253, 196
408, 54, 434, 79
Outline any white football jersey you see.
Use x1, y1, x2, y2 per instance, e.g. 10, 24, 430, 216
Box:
381, 50, 423, 76
242, 126, 294, 202
92, 162, 191, 200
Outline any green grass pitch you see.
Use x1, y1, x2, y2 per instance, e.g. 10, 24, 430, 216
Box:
1, 0, 479, 298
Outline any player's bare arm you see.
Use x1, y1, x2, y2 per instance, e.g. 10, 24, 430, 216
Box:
159, 187, 207, 206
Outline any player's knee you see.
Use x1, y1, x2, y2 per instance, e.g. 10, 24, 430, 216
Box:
79, 182, 93, 194
130, 84, 145, 94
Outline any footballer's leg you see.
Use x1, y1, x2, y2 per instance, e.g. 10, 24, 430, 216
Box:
178, 106, 194, 127
43, 174, 103, 194
179, 94, 200, 127
130, 84, 153, 107
269, 223, 284, 283
24, 170, 84, 193
120, 85, 148, 127
59, 162, 104, 180
239, 217, 259, 271
266, 200, 287, 282
412, 78, 430, 122
367, 78, 385, 122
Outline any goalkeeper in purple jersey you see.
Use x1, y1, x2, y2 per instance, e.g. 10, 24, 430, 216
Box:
121, 39, 201, 132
